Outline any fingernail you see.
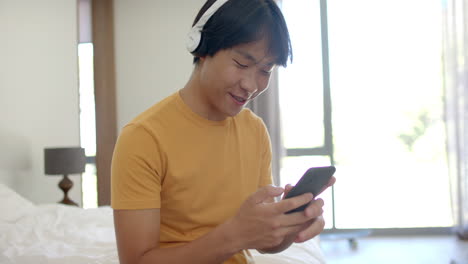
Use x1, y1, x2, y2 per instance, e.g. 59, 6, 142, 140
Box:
318, 199, 324, 206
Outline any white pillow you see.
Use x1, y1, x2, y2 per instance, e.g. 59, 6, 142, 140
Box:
0, 183, 35, 222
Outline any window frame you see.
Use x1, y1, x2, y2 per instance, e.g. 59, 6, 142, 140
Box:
281, 0, 452, 236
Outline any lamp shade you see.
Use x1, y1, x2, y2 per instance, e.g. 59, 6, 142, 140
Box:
44, 147, 86, 175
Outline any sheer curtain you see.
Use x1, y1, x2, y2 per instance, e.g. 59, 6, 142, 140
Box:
249, 69, 285, 186
443, 0, 468, 240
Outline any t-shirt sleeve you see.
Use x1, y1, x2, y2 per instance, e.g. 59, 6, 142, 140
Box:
258, 120, 274, 188
111, 123, 165, 210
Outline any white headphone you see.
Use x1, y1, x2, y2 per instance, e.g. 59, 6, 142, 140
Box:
186, 0, 230, 53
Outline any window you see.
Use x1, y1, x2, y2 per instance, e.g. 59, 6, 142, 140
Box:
78, 0, 97, 209
279, 0, 452, 229
78, 43, 98, 209
278, 0, 335, 228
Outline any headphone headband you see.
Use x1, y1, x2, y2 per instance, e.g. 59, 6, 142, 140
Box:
186, 0, 230, 53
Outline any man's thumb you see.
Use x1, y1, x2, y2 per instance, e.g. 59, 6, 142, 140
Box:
250, 185, 284, 204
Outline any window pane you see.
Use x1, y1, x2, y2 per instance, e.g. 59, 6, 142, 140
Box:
82, 163, 98, 209
328, 0, 452, 228
279, 0, 324, 149
78, 43, 98, 208
280, 156, 334, 228
78, 43, 96, 157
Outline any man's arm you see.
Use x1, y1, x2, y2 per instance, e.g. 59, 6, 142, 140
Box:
114, 185, 322, 264
114, 209, 240, 264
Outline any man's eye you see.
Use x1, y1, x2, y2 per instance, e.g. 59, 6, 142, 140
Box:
261, 70, 272, 76
234, 59, 248, 68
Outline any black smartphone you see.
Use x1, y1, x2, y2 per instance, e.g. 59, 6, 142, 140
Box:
284, 166, 336, 214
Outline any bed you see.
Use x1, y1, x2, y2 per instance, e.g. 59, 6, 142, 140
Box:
0, 183, 326, 264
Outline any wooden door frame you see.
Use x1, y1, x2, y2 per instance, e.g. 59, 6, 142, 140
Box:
91, 0, 117, 206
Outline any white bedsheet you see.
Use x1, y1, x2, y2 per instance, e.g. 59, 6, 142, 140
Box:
0, 184, 325, 264
0, 204, 117, 264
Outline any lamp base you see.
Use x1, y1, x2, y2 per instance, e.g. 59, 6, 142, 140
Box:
58, 174, 78, 206
59, 196, 78, 206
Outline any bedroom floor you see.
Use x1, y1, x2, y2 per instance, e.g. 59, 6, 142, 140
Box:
320, 235, 468, 264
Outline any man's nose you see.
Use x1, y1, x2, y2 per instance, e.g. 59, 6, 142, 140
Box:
240, 70, 258, 98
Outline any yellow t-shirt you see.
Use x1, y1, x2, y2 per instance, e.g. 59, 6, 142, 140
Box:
111, 91, 273, 264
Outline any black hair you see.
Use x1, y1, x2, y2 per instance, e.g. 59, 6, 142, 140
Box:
191, 0, 292, 67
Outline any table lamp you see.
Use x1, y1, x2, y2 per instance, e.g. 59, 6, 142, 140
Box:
44, 147, 86, 206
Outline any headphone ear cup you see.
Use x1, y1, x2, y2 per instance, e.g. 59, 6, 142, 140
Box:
186, 27, 201, 53
186, 0, 230, 53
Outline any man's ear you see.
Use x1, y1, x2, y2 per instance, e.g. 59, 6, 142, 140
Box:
196, 56, 207, 67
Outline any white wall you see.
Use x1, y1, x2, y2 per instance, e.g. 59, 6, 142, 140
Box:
0, 0, 208, 204
114, 0, 205, 130
0, 0, 81, 205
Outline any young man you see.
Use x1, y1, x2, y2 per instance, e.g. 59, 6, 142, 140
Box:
111, 0, 335, 263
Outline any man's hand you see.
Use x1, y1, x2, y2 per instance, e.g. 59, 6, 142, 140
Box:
223, 176, 336, 254
284, 176, 336, 243
223, 184, 323, 251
